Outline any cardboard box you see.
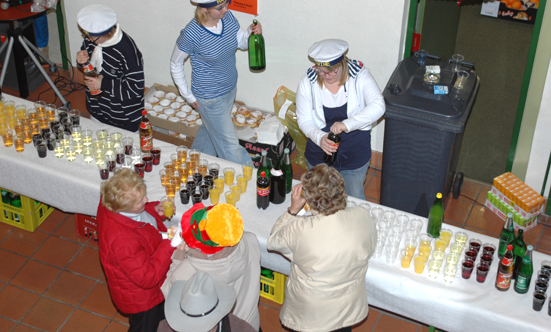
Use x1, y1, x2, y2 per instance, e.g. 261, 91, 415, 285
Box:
240, 131, 295, 168
145, 84, 200, 138
75, 214, 99, 241
490, 185, 544, 220
484, 199, 537, 232
497, 2, 537, 24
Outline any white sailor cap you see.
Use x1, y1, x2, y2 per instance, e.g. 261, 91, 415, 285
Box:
308, 39, 349, 67
192, 0, 231, 8
77, 5, 117, 37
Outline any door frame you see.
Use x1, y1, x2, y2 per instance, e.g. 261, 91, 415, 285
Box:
404, 0, 548, 174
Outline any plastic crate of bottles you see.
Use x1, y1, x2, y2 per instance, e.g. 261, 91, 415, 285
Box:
0, 189, 53, 232
260, 268, 287, 304
74, 214, 99, 242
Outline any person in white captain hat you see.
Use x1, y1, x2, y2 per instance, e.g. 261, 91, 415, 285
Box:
158, 272, 257, 332
76, 4, 145, 132
170, 0, 262, 164
296, 39, 385, 200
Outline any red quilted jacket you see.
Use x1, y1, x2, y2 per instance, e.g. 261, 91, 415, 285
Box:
97, 199, 175, 314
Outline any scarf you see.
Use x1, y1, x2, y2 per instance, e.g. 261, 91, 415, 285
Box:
90, 23, 123, 73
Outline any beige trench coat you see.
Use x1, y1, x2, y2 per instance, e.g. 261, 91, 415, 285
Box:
267, 206, 377, 332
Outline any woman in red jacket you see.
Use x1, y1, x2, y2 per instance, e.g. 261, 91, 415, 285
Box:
97, 168, 176, 332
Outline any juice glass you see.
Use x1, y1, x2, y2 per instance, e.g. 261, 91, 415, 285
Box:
225, 191, 236, 206
427, 259, 442, 280
224, 167, 235, 186
2, 129, 14, 147
400, 249, 413, 269
176, 145, 188, 163
214, 176, 225, 192
209, 188, 221, 205
242, 161, 253, 181
414, 255, 427, 274
161, 197, 175, 219
230, 183, 241, 202
237, 175, 248, 193
440, 228, 453, 245
419, 245, 431, 258
434, 238, 447, 252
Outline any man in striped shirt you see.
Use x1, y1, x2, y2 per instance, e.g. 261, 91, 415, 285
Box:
76, 5, 144, 132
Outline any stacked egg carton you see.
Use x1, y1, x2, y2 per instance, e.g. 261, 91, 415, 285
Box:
485, 172, 545, 231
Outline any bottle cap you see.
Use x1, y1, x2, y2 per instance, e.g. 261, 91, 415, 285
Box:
284, 148, 289, 153
261, 151, 267, 156
507, 212, 513, 218
507, 244, 513, 250
260, 171, 266, 177
436, 193, 442, 199
142, 110, 147, 115
527, 245, 533, 251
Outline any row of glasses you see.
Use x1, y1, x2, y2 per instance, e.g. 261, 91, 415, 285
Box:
533, 260, 551, 312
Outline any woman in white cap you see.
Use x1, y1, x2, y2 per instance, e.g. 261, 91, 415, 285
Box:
76, 4, 145, 132
296, 39, 385, 200
159, 272, 256, 332
170, 0, 262, 164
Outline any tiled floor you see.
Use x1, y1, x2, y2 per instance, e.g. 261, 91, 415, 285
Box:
1, 68, 551, 332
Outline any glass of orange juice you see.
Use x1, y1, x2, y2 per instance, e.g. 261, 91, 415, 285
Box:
237, 175, 248, 193
414, 255, 427, 274
160, 196, 175, 219
223, 167, 235, 186
242, 162, 253, 181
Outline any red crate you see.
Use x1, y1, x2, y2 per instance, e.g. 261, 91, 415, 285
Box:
75, 214, 98, 242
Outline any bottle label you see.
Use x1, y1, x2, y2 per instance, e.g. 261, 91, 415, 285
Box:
515, 276, 529, 290
257, 187, 270, 197
496, 272, 512, 289
500, 256, 514, 266
140, 135, 153, 151
82, 63, 94, 73
270, 169, 283, 177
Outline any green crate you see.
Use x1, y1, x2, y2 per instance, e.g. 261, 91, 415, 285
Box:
0, 188, 53, 232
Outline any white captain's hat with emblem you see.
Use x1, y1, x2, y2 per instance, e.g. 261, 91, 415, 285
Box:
308, 39, 349, 67
192, 0, 231, 8
77, 5, 117, 37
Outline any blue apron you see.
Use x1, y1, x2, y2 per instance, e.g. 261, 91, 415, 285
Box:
305, 103, 371, 171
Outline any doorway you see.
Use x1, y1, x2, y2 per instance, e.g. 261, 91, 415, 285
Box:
411, 0, 537, 183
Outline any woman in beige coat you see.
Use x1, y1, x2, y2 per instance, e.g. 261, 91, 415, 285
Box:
267, 164, 377, 332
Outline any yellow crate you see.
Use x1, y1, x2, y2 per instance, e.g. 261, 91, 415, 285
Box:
0, 189, 54, 232
260, 270, 287, 304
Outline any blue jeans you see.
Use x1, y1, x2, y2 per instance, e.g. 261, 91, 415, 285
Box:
307, 160, 370, 200
192, 88, 252, 164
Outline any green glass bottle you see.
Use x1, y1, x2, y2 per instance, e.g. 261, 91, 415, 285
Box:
10, 194, 21, 223
498, 212, 515, 258
426, 193, 444, 238
248, 20, 265, 71
511, 229, 527, 280
513, 245, 533, 294
257, 150, 271, 179
282, 148, 293, 194
1, 189, 11, 219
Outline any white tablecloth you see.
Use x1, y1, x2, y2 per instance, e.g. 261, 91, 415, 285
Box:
0, 94, 549, 332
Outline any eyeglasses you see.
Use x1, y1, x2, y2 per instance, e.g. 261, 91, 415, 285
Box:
81, 33, 100, 44
316, 66, 340, 77
213, 0, 231, 11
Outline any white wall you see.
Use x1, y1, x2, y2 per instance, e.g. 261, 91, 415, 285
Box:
526, 57, 551, 195
63, 0, 409, 152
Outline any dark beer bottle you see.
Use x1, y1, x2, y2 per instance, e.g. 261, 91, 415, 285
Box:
257, 171, 270, 210
495, 244, 514, 292
511, 229, 527, 280
323, 132, 341, 165
248, 20, 265, 71
269, 155, 286, 204
282, 148, 293, 194
513, 245, 533, 294
426, 193, 444, 238
258, 150, 271, 179
139, 110, 153, 153
498, 212, 515, 258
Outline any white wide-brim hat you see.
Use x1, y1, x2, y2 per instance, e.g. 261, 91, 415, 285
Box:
165, 272, 237, 332
308, 39, 349, 67
77, 5, 117, 37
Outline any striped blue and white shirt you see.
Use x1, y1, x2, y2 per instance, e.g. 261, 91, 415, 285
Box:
172, 11, 247, 100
